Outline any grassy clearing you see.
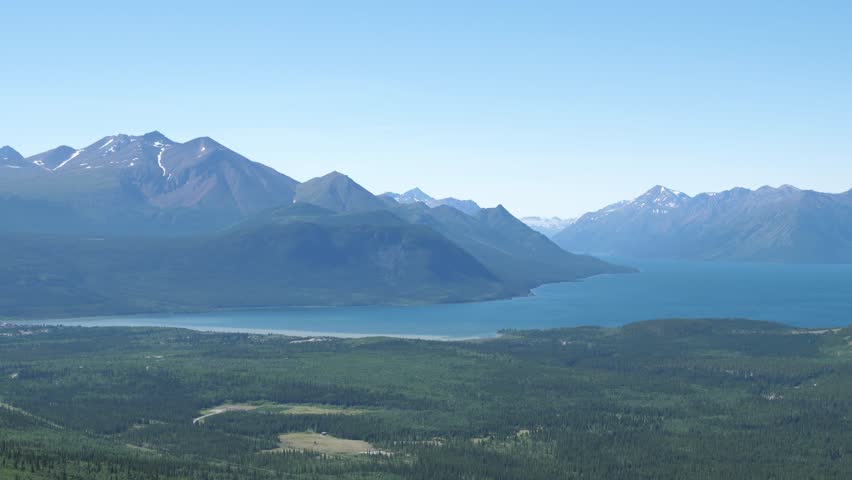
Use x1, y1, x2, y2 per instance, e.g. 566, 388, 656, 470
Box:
199, 403, 372, 416
266, 432, 379, 455
277, 404, 370, 415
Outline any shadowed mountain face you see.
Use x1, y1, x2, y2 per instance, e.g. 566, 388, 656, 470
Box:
285, 178, 631, 287
554, 185, 852, 262
0, 205, 509, 318
285, 178, 629, 289
0, 132, 626, 315
390, 203, 632, 290
0, 132, 299, 234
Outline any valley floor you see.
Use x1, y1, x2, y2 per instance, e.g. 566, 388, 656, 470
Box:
0, 318, 850, 479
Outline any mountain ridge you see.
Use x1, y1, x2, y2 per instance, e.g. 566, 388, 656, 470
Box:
521, 216, 576, 237
554, 184, 852, 262
294, 171, 389, 212
382, 187, 482, 215
0, 132, 300, 234
0, 131, 629, 315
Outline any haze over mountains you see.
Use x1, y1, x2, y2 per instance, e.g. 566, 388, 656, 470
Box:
555, 185, 852, 263
521, 216, 576, 237
0, 132, 628, 318
382, 188, 482, 216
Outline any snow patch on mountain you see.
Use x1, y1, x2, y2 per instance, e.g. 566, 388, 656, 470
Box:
53, 150, 83, 170
157, 147, 169, 177
521, 216, 576, 237
383, 188, 482, 216
582, 186, 692, 222
385, 188, 435, 204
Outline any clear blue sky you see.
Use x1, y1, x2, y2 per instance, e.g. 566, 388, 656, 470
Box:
2, 1, 850, 217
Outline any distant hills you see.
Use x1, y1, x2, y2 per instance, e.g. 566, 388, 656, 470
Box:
382, 188, 482, 215
554, 185, 852, 262
0, 132, 628, 318
521, 216, 576, 237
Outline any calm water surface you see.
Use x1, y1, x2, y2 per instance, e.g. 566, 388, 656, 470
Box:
37, 259, 852, 339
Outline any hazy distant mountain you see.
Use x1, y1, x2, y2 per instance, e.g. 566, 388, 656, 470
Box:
384, 187, 434, 204
293, 178, 628, 288
429, 198, 481, 216
521, 216, 576, 237
554, 185, 852, 262
392, 203, 631, 290
382, 187, 482, 215
0, 132, 299, 233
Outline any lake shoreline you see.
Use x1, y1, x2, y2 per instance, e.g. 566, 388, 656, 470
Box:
14, 260, 852, 338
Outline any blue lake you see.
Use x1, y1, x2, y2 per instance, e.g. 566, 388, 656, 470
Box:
37, 259, 852, 339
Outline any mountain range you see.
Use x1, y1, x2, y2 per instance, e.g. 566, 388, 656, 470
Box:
381, 188, 482, 215
520, 216, 576, 237
554, 185, 852, 262
0, 132, 299, 234
0, 132, 629, 318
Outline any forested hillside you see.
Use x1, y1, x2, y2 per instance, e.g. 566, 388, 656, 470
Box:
0, 319, 849, 479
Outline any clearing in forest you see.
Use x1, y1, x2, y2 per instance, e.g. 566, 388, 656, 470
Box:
194, 403, 371, 422
266, 432, 382, 455
275, 404, 370, 415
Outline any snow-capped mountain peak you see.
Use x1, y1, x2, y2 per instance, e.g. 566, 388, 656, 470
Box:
554, 183, 852, 262
636, 185, 689, 202
626, 185, 691, 213
5, 131, 300, 222
520, 216, 577, 237
579, 185, 692, 223
382, 187, 481, 215
389, 187, 435, 204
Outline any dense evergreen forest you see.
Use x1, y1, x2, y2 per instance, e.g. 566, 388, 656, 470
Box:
0, 318, 849, 479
